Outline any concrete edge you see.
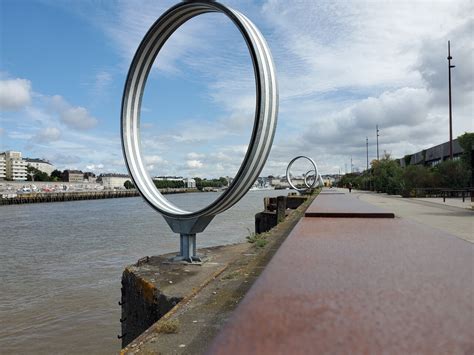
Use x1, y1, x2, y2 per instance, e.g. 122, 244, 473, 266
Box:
120, 190, 320, 354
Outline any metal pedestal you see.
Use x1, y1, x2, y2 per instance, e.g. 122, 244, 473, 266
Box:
173, 233, 202, 263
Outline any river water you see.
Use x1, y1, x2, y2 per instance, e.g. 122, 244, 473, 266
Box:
0, 190, 284, 354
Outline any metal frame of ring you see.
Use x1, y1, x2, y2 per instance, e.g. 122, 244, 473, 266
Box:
121, 1, 278, 261
286, 156, 319, 193
304, 169, 315, 188
304, 170, 323, 188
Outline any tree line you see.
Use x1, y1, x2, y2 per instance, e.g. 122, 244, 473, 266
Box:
152, 177, 228, 190
338, 132, 473, 196
26, 168, 67, 182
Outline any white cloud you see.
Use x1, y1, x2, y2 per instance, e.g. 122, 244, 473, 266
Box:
186, 159, 203, 169
48, 153, 82, 165
0, 127, 4, 136
50, 95, 98, 130
32, 127, 61, 143
253, 0, 474, 173
5, 1, 473, 177
187, 152, 205, 160
86, 163, 104, 170
144, 155, 166, 164
93, 1, 213, 74
0, 78, 32, 110
94, 71, 112, 92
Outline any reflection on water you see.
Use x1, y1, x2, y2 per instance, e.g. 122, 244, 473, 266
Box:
0, 190, 284, 354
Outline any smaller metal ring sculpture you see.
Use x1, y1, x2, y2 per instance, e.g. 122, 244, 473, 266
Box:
304, 170, 323, 188
304, 169, 316, 188
286, 156, 319, 193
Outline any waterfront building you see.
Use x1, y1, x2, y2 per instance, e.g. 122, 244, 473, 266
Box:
184, 178, 196, 189
399, 137, 464, 168
2, 151, 27, 181
63, 170, 84, 183
25, 158, 55, 175
0, 153, 6, 180
321, 174, 341, 187
153, 176, 184, 182
83, 172, 97, 183
101, 173, 131, 189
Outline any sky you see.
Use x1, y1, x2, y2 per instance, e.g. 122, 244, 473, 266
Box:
0, 0, 472, 178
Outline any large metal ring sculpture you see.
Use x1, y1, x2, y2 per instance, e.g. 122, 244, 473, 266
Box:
121, 1, 278, 261
286, 156, 319, 193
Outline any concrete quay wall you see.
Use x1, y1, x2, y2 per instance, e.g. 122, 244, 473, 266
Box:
118, 192, 318, 353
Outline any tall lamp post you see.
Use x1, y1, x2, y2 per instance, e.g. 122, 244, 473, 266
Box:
376, 125, 380, 160
448, 40, 455, 160
366, 136, 369, 170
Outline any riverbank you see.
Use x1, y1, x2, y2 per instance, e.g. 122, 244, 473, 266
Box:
0, 188, 200, 205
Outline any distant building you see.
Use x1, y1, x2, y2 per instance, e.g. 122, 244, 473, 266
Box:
225, 176, 234, 186
153, 176, 184, 181
63, 170, 84, 183
0, 153, 6, 180
83, 172, 97, 183
101, 173, 131, 189
25, 158, 55, 175
184, 178, 196, 189
399, 138, 464, 167
1, 151, 27, 181
321, 174, 342, 187
270, 176, 305, 188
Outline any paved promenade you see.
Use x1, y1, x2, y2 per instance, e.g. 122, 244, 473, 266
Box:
209, 189, 474, 354
353, 189, 473, 242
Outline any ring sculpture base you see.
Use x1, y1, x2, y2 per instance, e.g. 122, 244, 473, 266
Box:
172, 234, 202, 263
163, 214, 214, 263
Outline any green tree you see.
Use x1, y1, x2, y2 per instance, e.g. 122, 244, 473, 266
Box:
26, 166, 50, 181
193, 177, 226, 190
153, 180, 185, 189
433, 160, 469, 189
401, 165, 435, 196
457, 132, 474, 186
403, 154, 412, 167
124, 180, 135, 189
219, 177, 228, 186
51, 169, 62, 181
371, 154, 403, 194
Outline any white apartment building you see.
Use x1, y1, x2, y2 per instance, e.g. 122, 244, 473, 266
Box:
25, 158, 55, 175
3, 151, 27, 181
0, 153, 6, 180
184, 178, 196, 188
101, 173, 131, 189
153, 176, 184, 181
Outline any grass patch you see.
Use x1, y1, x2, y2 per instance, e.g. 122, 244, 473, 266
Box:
246, 230, 270, 248
222, 270, 241, 280
156, 319, 179, 334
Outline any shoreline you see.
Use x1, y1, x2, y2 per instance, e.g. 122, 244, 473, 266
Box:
0, 188, 201, 205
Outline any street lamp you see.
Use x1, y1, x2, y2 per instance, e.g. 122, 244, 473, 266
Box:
376, 125, 380, 160
366, 136, 369, 170
448, 40, 455, 160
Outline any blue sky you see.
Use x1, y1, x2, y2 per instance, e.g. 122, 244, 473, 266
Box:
1, 0, 472, 177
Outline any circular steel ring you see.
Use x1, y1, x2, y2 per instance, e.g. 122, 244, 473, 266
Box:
121, 1, 278, 219
286, 156, 319, 192
304, 170, 323, 188
304, 169, 317, 188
